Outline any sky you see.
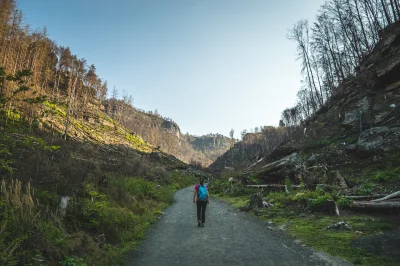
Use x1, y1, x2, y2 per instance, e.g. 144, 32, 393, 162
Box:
18, 0, 325, 138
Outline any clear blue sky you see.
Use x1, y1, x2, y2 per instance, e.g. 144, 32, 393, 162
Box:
18, 0, 325, 138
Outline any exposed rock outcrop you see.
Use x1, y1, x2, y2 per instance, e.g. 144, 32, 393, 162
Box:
254, 153, 302, 183
346, 127, 400, 158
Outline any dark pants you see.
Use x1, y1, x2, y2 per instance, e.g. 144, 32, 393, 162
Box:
196, 200, 207, 222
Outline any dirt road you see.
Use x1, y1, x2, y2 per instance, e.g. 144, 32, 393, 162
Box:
126, 186, 351, 266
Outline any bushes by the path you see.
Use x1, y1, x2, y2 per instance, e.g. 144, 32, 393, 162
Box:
0, 171, 195, 265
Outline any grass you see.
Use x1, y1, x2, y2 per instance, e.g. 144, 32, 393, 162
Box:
215, 193, 249, 209
211, 176, 398, 266
43, 100, 67, 117
42, 100, 154, 153
0, 171, 196, 265
283, 215, 395, 265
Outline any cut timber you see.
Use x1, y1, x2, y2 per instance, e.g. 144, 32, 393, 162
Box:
246, 185, 302, 188
371, 191, 400, 202
247, 184, 302, 193
343, 194, 388, 200
351, 200, 400, 209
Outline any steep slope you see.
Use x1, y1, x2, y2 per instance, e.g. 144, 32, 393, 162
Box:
212, 20, 400, 194
0, 70, 212, 265
208, 21, 400, 266
102, 99, 230, 167
0, 2, 213, 264
208, 128, 287, 173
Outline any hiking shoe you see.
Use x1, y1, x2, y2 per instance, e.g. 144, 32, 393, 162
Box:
200, 222, 204, 227
198, 220, 201, 227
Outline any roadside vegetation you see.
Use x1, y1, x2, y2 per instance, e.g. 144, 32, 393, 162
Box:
1, 172, 195, 266
210, 173, 398, 266
0, 67, 197, 265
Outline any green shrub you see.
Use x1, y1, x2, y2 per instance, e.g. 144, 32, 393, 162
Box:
208, 178, 230, 194
337, 197, 352, 207
268, 192, 292, 207
307, 195, 333, 210
290, 189, 325, 202
285, 177, 292, 192
359, 182, 375, 195
371, 167, 400, 183
61, 257, 87, 266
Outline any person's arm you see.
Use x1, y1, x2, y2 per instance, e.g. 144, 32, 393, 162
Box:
193, 187, 197, 203
207, 186, 210, 203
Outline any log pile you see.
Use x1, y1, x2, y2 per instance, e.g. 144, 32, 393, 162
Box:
245, 184, 400, 212
246, 184, 302, 193
350, 191, 400, 211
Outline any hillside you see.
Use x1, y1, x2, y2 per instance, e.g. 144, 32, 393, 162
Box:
217, 20, 400, 188
0, 1, 213, 264
208, 127, 287, 173
209, 15, 400, 266
0, 65, 215, 265
103, 99, 230, 166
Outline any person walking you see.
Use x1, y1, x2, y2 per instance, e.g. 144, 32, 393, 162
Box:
193, 177, 209, 227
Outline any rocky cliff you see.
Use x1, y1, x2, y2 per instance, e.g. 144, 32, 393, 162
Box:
212, 21, 400, 196
185, 133, 232, 162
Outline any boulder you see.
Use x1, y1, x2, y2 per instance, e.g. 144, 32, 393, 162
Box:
323, 221, 352, 231
346, 127, 400, 158
269, 143, 298, 160
255, 153, 302, 182
341, 96, 371, 129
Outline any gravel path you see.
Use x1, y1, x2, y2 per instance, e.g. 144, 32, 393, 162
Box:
126, 186, 351, 266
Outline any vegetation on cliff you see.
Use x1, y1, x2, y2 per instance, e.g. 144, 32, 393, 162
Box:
0, 1, 205, 264
210, 1, 400, 265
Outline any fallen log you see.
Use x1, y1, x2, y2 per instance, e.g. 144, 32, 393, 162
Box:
246, 184, 302, 193
371, 190, 400, 202
246, 184, 302, 188
343, 194, 388, 200
351, 200, 400, 209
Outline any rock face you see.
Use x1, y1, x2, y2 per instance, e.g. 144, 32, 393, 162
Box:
333, 22, 400, 131
254, 153, 302, 183
185, 134, 232, 162
346, 127, 400, 158
341, 96, 371, 129
208, 140, 266, 173
269, 142, 299, 160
